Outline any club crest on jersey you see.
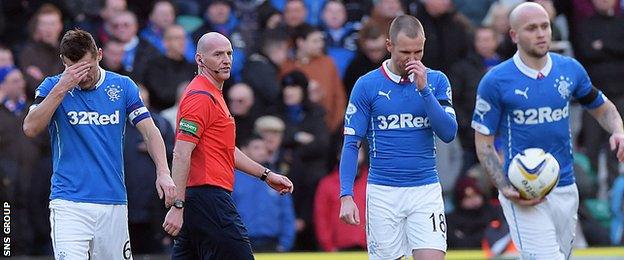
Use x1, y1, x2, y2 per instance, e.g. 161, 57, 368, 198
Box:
554, 76, 572, 99
105, 85, 122, 102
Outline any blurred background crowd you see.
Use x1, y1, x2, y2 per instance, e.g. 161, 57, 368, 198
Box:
1, 0, 623, 256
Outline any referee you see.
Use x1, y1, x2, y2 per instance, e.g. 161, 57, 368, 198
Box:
162, 32, 294, 259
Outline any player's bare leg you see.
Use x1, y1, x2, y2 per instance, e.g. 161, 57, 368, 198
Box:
412, 248, 445, 260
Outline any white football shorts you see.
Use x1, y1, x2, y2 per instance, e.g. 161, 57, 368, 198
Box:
499, 184, 579, 260
366, 183, 447, 260
49, 199, 133, 260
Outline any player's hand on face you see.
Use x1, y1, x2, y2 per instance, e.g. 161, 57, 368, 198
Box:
58, 61, 91, 91
266, 172, 294, 195
163, 207, 183, 236
339, 196, 360, 225
609, 132, 624, 162
405, 60, 427, 90
500, 185, 544, 206
156, 173, 176, 207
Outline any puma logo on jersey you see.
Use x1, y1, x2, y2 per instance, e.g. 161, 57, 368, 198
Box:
515, 87, 529, 99
512, 104, 569, 125
67, 110, 120, 125
377, 114, 430, 129
378, 90, 391, 100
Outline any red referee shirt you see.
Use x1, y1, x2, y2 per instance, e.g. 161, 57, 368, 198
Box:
176, 75, 236, 191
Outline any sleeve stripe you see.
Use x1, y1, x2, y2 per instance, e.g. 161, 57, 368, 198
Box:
129, 106, 149, 121
131, 112, 151, 125
444, 106, 456, 116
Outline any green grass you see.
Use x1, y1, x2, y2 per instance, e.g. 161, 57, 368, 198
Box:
255, 247, 624, 260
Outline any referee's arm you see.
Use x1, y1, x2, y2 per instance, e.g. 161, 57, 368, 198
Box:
235, 147, 294, 194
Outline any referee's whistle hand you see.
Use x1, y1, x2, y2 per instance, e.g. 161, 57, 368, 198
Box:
163, 207, 183, 237
266, 172, 294, 194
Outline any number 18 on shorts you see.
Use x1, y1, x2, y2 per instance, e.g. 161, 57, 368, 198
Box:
366, 183, 447, 260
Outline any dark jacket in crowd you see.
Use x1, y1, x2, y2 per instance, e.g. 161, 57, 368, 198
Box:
243, 53, 281, 111
343, 51, 388, 98
140, 55, 195, 111
577, 13, 624, 99
448, 52, 490, 151
18, 41, 64, 98
416, 6, 472, 72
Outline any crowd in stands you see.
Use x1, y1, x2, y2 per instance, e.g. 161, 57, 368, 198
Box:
1, 0, 623, 256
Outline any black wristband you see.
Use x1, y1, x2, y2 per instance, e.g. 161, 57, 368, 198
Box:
260, 168, 271, 182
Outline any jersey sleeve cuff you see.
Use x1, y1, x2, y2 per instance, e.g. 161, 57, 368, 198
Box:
471, 121, 493, 135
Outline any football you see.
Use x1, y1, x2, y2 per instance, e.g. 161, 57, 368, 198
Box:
507, 148, 560, 200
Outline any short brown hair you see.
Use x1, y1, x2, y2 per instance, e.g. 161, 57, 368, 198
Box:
358, 21, 386, 47
60, 29, 98, 62
388, 15, 424, 43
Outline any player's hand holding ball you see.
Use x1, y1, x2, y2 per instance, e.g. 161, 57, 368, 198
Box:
504, 148, 560, 206
57, 61, 91, 91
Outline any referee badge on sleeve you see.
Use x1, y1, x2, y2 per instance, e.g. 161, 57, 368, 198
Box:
179, 118, 199, 136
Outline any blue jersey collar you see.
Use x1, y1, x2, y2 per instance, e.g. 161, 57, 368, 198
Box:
513, 52, 552, 79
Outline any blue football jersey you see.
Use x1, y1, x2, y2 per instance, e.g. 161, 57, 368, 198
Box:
33, 68, 151, 204
344, 60, 454, 187
471, 53, 605, 187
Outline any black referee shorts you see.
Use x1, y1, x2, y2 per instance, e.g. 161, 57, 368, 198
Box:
172, 185, 254, 260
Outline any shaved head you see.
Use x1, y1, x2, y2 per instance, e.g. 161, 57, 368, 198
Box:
196, 32, 231, 55
509, 2, 549, 30
195, 32, 233, 86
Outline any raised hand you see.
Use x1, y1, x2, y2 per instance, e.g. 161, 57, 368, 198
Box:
56, 61, 91, 91
405, 60, 427, 91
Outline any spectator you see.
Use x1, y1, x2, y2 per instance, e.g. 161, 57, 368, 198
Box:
273, 70, 329, 250
233, 134, 296, 252
160, 81, 188, 130
109, 10, 160, 78
368, 0, 404, 37
191, 0, 247, 82
482, 2, 516, 59
321, 0, 358, 78
343, 22, 388, 97
0, 46, 14, 67
314, 146, 367, 252
281, 24, 346, 134
124, 84, 175, 254
101, 40, 130, 75
258, 3, 284, 31
448, 26, 501, 174
415, 0, 472, 72
271, 0, 326, 26
282, 0, 309, 36
18, 4, 65, 98
254, 115, 290, 175
453, 0, 496, 26
228, 83, 260, 146
447, 177, 500, 248
578, 0, 624, 187
140, 0, 196, 63
85, 0, 128, 45
141, 25, 195, 111
243, 29, 289, 111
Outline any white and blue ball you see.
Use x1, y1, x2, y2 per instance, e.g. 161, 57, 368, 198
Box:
507, 148, 560, 200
